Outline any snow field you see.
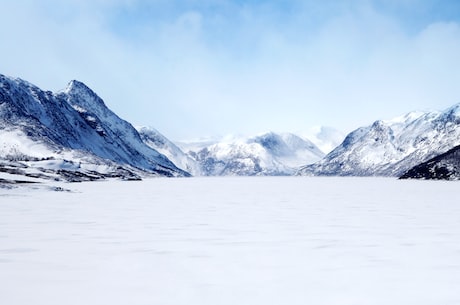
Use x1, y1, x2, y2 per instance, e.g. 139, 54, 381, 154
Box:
1, 177, 460, 305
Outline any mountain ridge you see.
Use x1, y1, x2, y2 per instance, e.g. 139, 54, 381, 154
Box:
298, 104, 460, 177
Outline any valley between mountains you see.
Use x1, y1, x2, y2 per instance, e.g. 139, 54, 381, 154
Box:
1, 73, 460, 186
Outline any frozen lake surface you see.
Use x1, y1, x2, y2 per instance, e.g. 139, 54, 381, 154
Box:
1, 177, 460, 305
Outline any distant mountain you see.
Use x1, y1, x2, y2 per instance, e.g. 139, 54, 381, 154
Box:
0, 74, 188, 184
400, 145, 460, 180
183, 132, 324, 176
298, 105, 460, 177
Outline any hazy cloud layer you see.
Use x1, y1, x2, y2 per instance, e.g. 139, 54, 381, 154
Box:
2, 0, 460, 139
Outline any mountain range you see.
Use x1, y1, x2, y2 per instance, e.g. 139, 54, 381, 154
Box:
2, 73, 460, 183
186, 132, 325, 176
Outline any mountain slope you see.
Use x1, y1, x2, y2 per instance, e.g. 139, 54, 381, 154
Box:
0, 74, 188, 182
137, 126, 202, 176
400, 145, 460, 180
298, 105, 460, 177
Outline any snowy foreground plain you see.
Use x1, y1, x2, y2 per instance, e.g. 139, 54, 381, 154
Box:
1, 177, 460, 305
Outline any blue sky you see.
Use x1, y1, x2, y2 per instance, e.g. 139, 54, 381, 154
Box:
2, 0, 460, 140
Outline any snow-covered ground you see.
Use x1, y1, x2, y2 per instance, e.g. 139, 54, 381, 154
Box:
1, 177, 460, 305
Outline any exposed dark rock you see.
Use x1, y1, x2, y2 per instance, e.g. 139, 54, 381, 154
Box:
400, 145, 460, 180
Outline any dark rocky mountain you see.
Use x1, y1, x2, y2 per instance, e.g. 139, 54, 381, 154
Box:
0, 74, 188, 184
400, 145, 460, 180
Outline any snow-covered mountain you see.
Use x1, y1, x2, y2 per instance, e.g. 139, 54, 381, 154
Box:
136, 126, 202, 176
183, 132, 325, 176
0, 74, 188, 184
400, 145, 460, 180
298, 104, 460, 177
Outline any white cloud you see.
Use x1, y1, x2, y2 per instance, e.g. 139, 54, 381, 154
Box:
1, 1, 460, 140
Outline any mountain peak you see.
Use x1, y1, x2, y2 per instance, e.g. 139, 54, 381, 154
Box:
59, 81, 114, 128
66, 79, 91, 92
63, 80, 107, 109
444, 102, 460, 116
437, 102, 460, 124
371, 120, 387, 129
